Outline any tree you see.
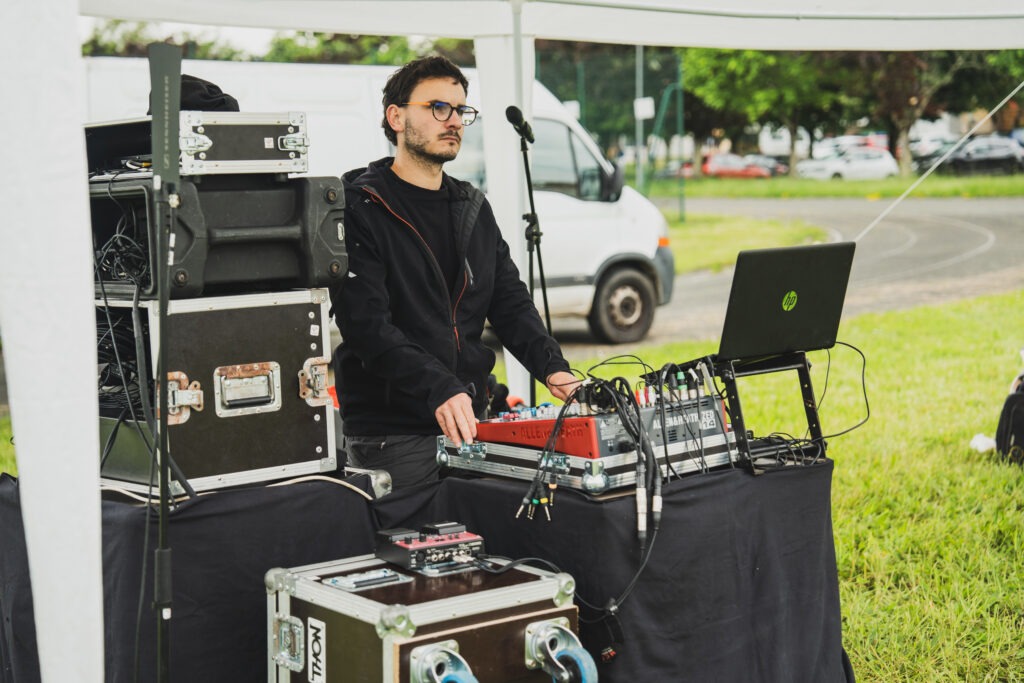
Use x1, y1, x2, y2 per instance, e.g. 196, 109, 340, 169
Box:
989, 50, 1024, 81
972, 51, 1024, 133
680, 49, 849, 174
261, 33, 474, 67
983, 50, 1024, 133
263, 32, 415, 65
82, 20, 245, 60
851, 51, 998, 176
535, 41, 683, 159
428, 38, 476, 67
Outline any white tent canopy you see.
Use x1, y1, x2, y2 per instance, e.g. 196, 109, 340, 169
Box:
3, 1, 1024, 680
83, 0, 1024, 50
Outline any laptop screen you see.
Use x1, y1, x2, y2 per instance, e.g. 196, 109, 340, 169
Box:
717, 242, 856, 361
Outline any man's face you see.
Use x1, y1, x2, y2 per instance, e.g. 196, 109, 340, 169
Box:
392, 77, 466, 165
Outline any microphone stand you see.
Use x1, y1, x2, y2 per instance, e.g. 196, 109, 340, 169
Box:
148, 42, 182, 683
514, 133, 552, 407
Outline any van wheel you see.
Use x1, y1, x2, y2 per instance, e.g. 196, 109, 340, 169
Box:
588, 268, 656, 344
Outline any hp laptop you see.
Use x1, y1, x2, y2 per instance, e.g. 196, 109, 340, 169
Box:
717, 242, 856, 362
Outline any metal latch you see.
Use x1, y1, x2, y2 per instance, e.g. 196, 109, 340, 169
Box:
166, 371, 203, 426
278, 132, 309, 154
213, 362, 282, 418
272, 614, 304, 673
581, 459, 610, 494
298, 357, 331, 407
457, 442, 487, 459
179, 132, 213, 156
436, 437, 486, 467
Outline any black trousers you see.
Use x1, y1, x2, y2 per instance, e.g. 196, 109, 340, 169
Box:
345, 433, 440, 489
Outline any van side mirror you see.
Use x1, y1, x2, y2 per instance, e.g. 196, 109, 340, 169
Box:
601, 162, 625, 201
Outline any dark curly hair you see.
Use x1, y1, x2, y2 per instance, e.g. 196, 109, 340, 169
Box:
381, 56, 469, 145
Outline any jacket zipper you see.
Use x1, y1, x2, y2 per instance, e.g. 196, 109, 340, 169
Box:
453, 271, 469, 348
363, 188, 467, 357
454, 259, 471, 346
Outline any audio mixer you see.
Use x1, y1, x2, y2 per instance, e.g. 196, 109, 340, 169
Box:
437, 395, 738, 494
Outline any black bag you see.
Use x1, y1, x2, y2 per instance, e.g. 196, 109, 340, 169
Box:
995, 376, 1024, 464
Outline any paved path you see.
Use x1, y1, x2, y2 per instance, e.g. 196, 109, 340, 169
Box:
550, 196, 1024, 356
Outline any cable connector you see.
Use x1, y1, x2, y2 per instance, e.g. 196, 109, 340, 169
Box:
696, 361, 717, 400
635, 490, 648, 552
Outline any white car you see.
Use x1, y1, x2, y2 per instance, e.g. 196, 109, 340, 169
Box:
812, 135, 868, 159
797, 147, 899, 180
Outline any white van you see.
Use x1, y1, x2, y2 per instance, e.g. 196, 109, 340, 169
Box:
82, 57, 674, 343
758, 124, 811, 161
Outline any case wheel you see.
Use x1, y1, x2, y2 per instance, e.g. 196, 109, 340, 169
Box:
525, 618, 598, 682
552, 646, 598, 683
409, 640, 478, 683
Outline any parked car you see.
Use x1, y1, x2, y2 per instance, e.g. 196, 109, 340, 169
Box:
742, 154, 789, 176
946, 135, 1023, 175
654, 159, 694, 179
701, 153, 770, 178
811, 135, 870, 159
909, 134, 957, 159
796, 147, 899, 180
912, 140, 959, 174
758, 124, 810, 159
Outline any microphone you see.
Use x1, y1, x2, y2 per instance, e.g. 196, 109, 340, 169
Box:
505, 105, 534, 144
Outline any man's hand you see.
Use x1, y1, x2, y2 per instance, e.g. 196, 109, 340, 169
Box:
435, 392, 478, 447
546, 371, 582, 403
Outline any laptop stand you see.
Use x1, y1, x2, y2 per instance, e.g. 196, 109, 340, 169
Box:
714, 351, 825, 466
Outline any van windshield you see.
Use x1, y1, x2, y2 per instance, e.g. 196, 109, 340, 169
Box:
445, 117, 607, 201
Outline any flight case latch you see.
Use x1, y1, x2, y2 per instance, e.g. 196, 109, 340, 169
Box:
299, 357, 331, 407
166, 371, 203, 426
179, 132, 213, 156
278, 132, 310, 154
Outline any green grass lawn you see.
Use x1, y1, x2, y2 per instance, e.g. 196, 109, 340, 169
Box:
642, 172, 1024, 200
670, 213, 828, 273
499, 288, 1024, 681
0, 415, 12, 475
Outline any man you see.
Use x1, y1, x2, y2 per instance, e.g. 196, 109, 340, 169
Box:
331, 55, 579, 490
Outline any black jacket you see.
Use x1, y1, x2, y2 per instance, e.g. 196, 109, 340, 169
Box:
332, 158, 569, 436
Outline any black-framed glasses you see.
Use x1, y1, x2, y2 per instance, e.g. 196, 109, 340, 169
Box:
401, 101, 479, 126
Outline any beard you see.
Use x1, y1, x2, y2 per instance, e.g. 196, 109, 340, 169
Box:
402, 119, 460, 166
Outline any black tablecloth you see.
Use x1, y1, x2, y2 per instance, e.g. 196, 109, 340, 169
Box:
1, 463, 852, 682
0, 474, 377, 683
374, 464, 849, 682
